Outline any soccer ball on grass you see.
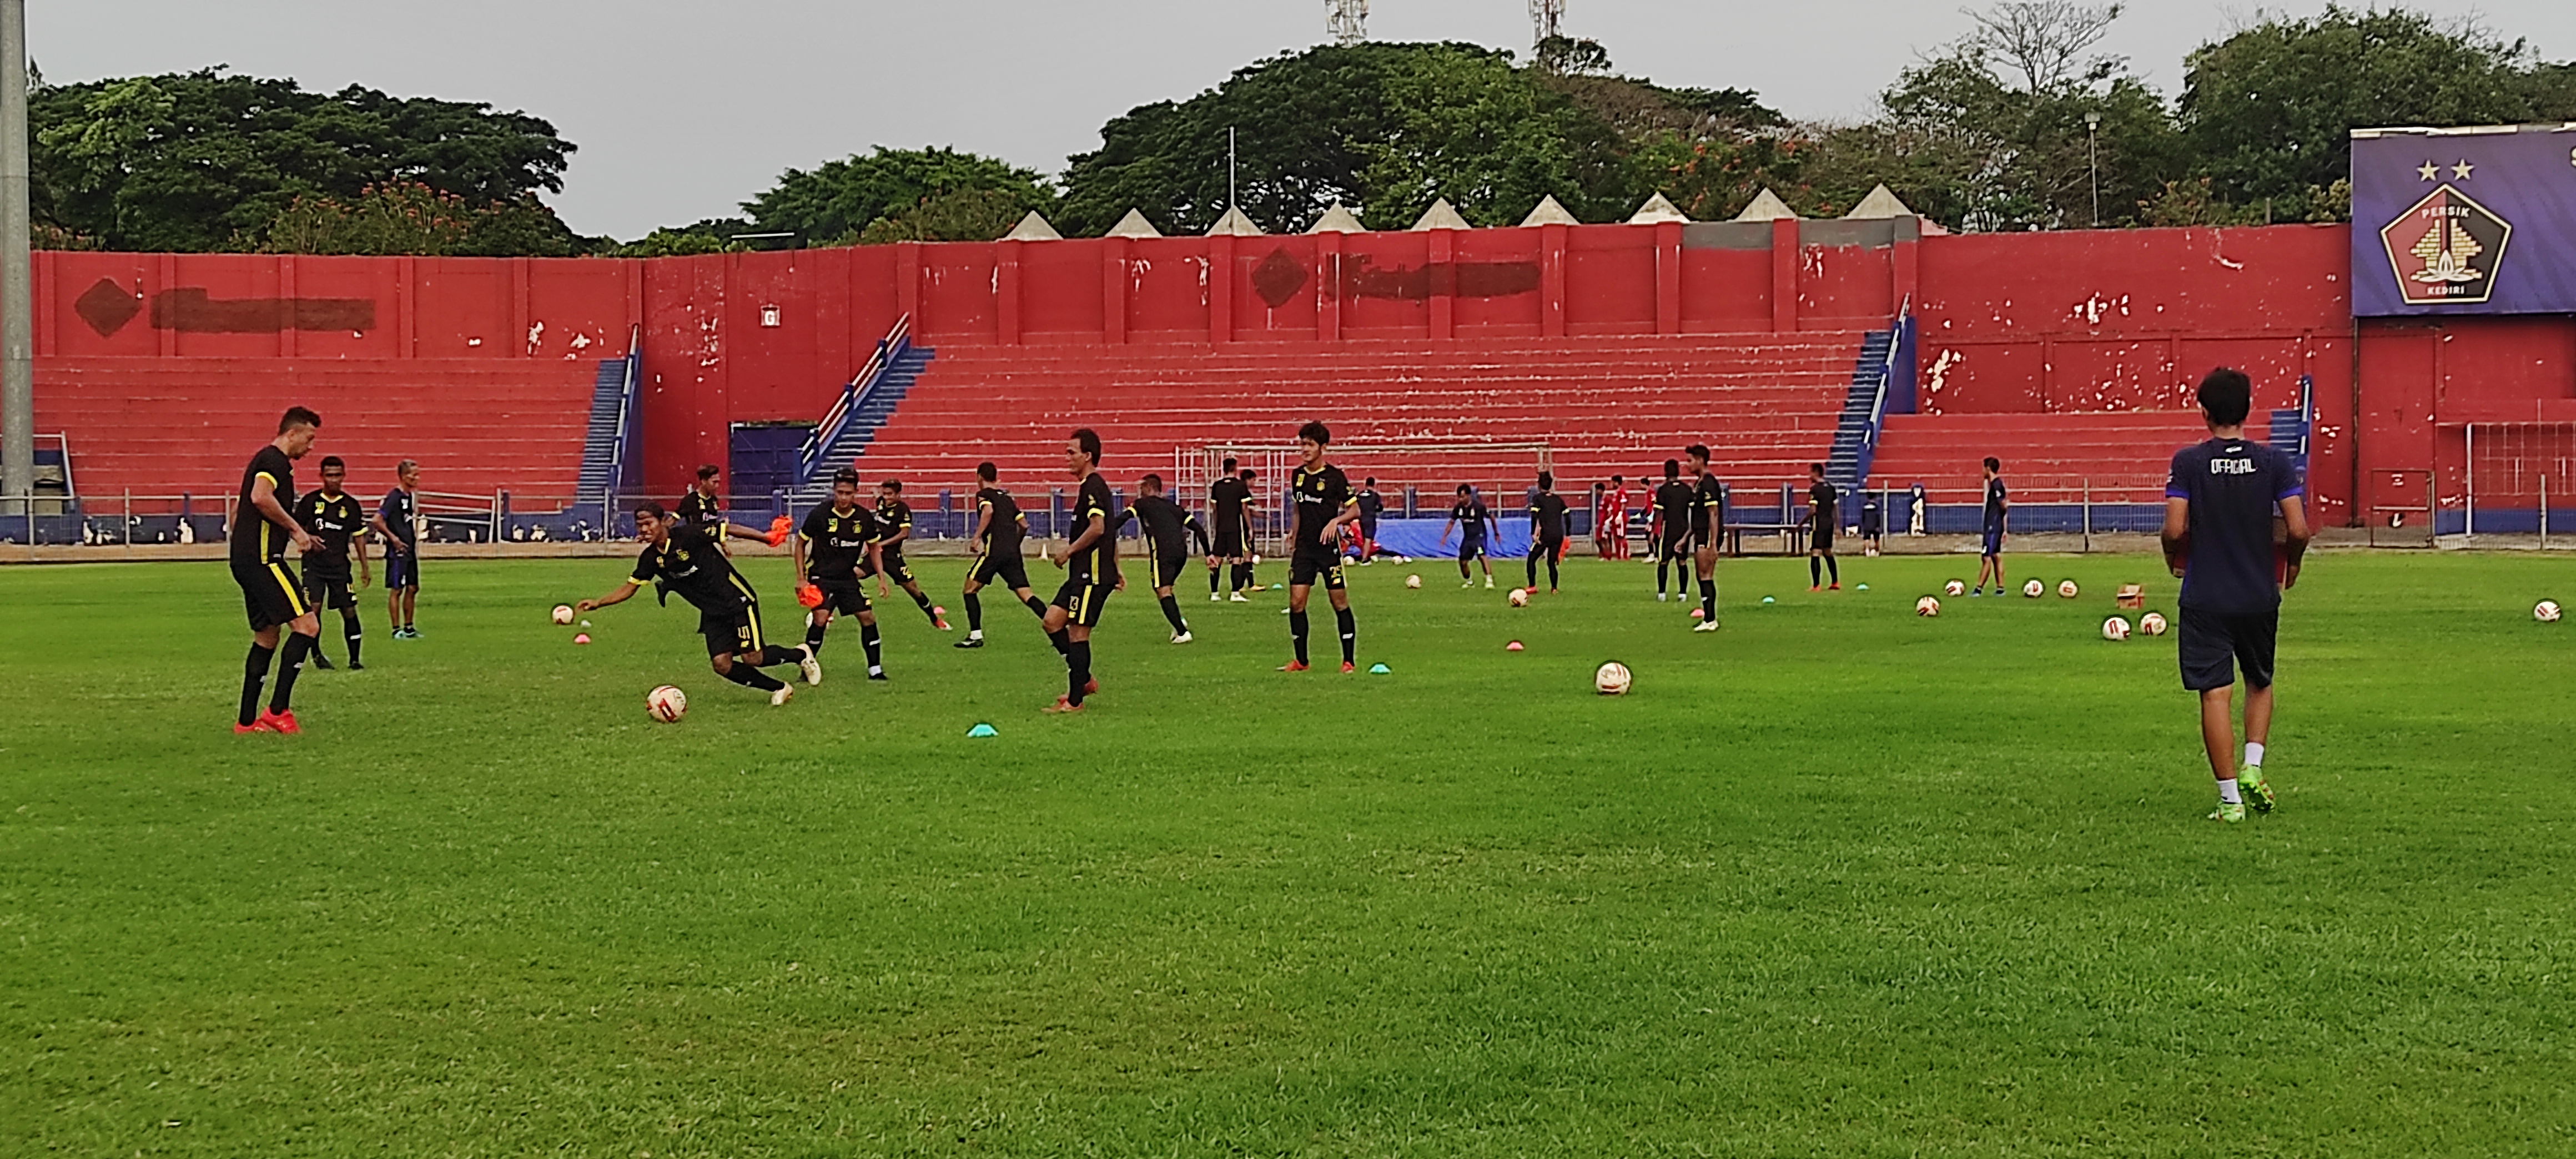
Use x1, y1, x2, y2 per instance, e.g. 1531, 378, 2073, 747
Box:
2058, 580, 2080, 598
1405, 574, 1422, 589
2022, 579, 2045, 598
646, 685, 688, 723
2139, 611, 2169, 636
2102, 616, 2131, 641
1943, 580, 1965, 597
1508, 588, 1531, 607
1594, 661, 1632, 696
2538, 600, 2563, 623
551, 604, 576, 624
1915, 596, 1941, 617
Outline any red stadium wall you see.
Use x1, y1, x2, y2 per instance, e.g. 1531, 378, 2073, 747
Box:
23, 221, 2574, 523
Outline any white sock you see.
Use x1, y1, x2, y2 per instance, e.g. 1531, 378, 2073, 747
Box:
2245, 742, 2266, 769
2216, 778, 2241, 804
869, 664, 883, 676
968, 629, 983, 640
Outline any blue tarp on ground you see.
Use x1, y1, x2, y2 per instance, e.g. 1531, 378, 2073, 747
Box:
1370, 516, 1532, 560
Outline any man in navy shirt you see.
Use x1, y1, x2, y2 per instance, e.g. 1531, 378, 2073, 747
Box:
2162, 367, 2310, 824
1971, 457, 2007, 596
1440, 484, 1496, 588
371, 460, 422, 638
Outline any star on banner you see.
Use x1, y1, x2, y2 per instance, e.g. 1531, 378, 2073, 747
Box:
2452, 160, 2475, 179
2417, 162, 2439, 181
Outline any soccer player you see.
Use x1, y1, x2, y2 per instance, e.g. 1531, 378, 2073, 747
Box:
2162, 367, 2309, 824
957, 461, 1050, 649
576, 501, 815, 704
866, 478, 950, 630
1354, 476, 1385, 563
1039, 429, 1116, 712
1972, 457, 2009, 596
292, 455, 371, 670
677, 464, 726, 540
1599, 475, 1632, 560
1527, 471, 1568, 593
231, 407, 325, 733
1860, 490, 1884, 556
370, 459, 422, 639
1688, 445, 1724, 631
1807, 462, 1841, 592
793, 469, 888, 681
1649, 460, 1692, 601
1118, 473, 1212, 642
1208, 460, 1256, 601
1281, 421, 1360, 673
1438, 484, 1496, 588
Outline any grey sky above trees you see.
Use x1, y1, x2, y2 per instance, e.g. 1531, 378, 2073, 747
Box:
32, 1, 2576, 239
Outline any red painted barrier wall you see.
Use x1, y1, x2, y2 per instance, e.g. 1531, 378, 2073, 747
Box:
23, 219, 2573, 523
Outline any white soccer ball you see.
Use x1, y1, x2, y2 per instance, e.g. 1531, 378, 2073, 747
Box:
2023, 578, 2045, 598
2139, 611, 2169, 636
2538, 600, 2563, 623
551, 603, 576, 624
1943, 580, 1965, 597
1508, 587, 1531, 607
2058, 579, 2080, 599
1916, 595, 1941, 617
1594, 661, 1632, 696
646, 684, 688, 723
1405, 574, 1422, 589
2102, 616, 2132, 641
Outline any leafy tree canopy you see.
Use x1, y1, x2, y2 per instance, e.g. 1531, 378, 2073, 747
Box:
740, 147, 1055, 246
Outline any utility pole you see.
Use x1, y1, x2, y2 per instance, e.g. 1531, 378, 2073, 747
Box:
1532, 0, 1564, 46
0, 0, 29, 517
1228, 127, 1237, 212
1326, 0, 1367, 46
2085, 111, 2101, 228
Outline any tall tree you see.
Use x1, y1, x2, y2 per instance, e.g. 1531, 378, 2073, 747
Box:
32, 68, 574, 253
741, 147, 1054, 246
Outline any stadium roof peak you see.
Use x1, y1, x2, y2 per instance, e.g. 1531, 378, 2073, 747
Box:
1410, 198, 1472, 231
1104, 209, 1163, 238
1205, 206, 1266, 236
1520, 195, 1581, 226
1002, 210, 1062, 241
1730, 189, 1800, 221
1843, 184, 1918, 220
1306, 203, 1366, 234
1627, 193, 1690, 224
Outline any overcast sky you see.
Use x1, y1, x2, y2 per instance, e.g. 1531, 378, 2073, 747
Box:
31, 1, 2576, 240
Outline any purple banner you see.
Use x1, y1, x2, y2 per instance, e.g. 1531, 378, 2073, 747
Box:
2351, 124, 2576, 317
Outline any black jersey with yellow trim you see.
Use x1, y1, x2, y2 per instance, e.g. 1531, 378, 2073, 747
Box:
1065, 473, 1119, 584
873, 497, 915, 555
632, 523, 757, 613
292, 488, 364, 580
1689, 475, 1725, 536
232, 445, 296, 568
1120, 493, 1209, 561
1289, 463, 1354, 552
800, 502, 878, 581
974, 486, 1027, 555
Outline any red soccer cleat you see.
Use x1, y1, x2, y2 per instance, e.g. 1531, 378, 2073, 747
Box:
1340, 661, 1356, 674
1083, 677, 1099, 695
1043, 697, 1084, 714
1829, 583, 1841, 591
256, 709, 301, 734
233, 720, 273, 734
1278, 661, 1309, 672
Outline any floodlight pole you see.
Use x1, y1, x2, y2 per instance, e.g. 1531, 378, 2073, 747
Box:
2085, 111, 2101, 228
1227, 127, 1237, 213
0, 0, 31, 518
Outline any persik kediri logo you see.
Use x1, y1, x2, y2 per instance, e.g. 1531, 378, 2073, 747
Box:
2379, 165, 2512, 306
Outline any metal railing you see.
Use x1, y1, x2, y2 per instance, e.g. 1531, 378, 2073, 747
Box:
607, 326, 642, 494
797, 313, 913, 485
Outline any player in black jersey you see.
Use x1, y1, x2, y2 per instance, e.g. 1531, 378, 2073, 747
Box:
1118, 473, 1211, 643
1806, 462, 1841, 592
1207, 460, 1258, 601
1282, 421, 1360, 673
677, 464, 726, 540
793, 470, 888, 681
957, 461, 1050, 649
1039, 430, 1116, 711
1649, 460, 1693, 602
1353, 476, 1388, 563
291, 455, 371, 670
231, 407, 325, 733
1439, 485, 1496, 588
1527, 471, 1569, 594
577, 502, 815, 704
862, 479, 950, 631
1687, 444, 1725, 631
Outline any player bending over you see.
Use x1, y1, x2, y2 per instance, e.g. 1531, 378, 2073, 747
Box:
1807, 462, 1841, 591
1973, 457, 2008, 595
1687, 445, 1724, 631
1650, 460, 1692, 601
1439, 484, 1496, 588
866, 479, 950, 630
293, 454, 371, 669
1527, 471, 1568, 593
231, 407, 326, 733
793, 469, 888, 681
2162, 367, 2309, 823
1039, 430, 1117, 712
577, 502, 816, 705
1120, 473, 1211, 643
1208, 460, 1258, 601
957, 461, 1050, 648
1281, 421, 1361, 672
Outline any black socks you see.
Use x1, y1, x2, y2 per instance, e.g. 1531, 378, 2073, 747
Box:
861, 621, 883, 672
1812, 557, 1823, 586
1290, 610, 1310, 664
1048, 627, 1070, 655
756, 645, 802, 668
964, 592, 983, 632
1209, 566, 1222, 594
1024, 595, 1049, 618
1700, 578, 1717, 621
1657, 559, 1671, 594
240, 643, 275, 726
270, 632, 314, 713
1158, 593, 1188, 633
1827, 556, 1839, 584
909, 588, 938, 624
341, 612, 363, 666
1335, 606, 1356, 665
805, 618, 828, 653
720, 663, 786, 691
1065, 640, 1091, 705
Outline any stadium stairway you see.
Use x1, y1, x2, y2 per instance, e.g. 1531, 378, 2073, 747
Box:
1824, 328, 1897, 502
841, 334, 1869, 511
33, 358, 599, 505
573, 355, 635, 498
802, 344, 935, 487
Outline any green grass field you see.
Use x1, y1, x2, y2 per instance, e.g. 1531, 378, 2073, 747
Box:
4, 551, 2572, 1156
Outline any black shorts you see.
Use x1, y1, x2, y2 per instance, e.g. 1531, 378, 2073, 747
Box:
1689, 522, 1715, 551
1052, 578, 1111, 627
234, 559, 310, 631
808, 578, 871, 616
1658, 533, 1692, 562
699, 600, 767, 657
969, 548, 1030, 592
1214, 526, 1250, 557
1290, 547, 1346, 590
1458, 536, 1486, 561
1145, 547, 1190, 590
1810, 526, 1834, 553
385, 548, 420, 589
301, 565, 355, 611
1982, 526, 2004, 556
2178, 605, 2278, 693
862, 552, 916, 588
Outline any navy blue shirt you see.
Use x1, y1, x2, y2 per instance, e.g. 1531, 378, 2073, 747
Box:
1982, 478, 2008, 531
1451, 499, 1491, 541
2167, 437, 2302, 615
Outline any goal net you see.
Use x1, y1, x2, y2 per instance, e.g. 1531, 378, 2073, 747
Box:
2462, 421, 2576, 540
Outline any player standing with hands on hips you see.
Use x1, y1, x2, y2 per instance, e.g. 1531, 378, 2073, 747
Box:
1281, 421, 1361, 673
2162, 367, 2309, 824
